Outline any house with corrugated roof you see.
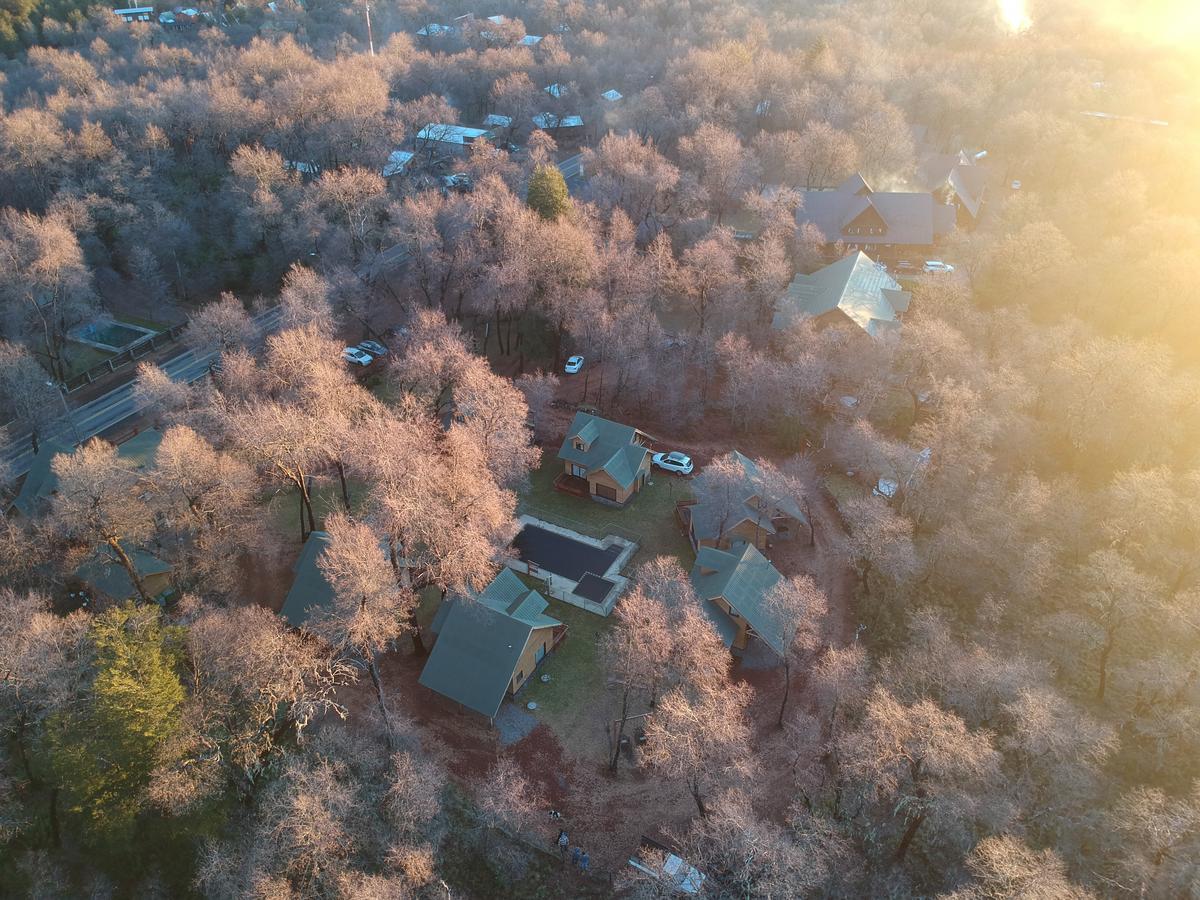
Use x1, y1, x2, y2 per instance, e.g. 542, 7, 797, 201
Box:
690, 542, 788, 655
557, 412, 653, 506
419, 569, 565, 721
796, 173, 955, 264
678, 450, 807, 552
772, 251, 912, 340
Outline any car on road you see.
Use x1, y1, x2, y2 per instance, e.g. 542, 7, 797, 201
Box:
357, 340, 388, 357
652, 451, 694, 476
564, 355, 584, 374
343, 346, 373, 366
922, 260, 955, 274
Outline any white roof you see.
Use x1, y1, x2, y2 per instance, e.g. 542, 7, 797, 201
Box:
113, 5, 154, 13
520, 34, 543, 45
544, 83, 567, 98
382, 150, 414, 177
286, 160, 319, 175
601, 89, 622, 101
417, 124, 495, 144
417, 23, 451, 35
533, 113, 583, 129
483, 114, 512, 128
486, 14, 507, 24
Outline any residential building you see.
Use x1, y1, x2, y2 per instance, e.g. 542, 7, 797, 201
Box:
601, 89, 623, 102
690, 541, 788, 655
419, 569, 565, 721
382, 150, 414, 178
280, 531, 336, 628
772, 251, 912, 340
532, 112, 584, 132
415, 124, 496, 156
9, 429, 162, 519
678, 450, 807, 551
74, 546, 172, 604
917, 148, 991, 225
796, 173, 956, 263
113, 5, 153, 21
557, 412, 653, 506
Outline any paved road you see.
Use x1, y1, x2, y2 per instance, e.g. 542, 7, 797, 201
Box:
1, 306, 282, 478
3, 154, 591, 479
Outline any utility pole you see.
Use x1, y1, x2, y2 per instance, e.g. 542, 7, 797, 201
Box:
365, 2, 375, 56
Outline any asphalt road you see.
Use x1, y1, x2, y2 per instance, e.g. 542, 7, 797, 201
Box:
2, 154, 591, 479
1, 306, 282, 478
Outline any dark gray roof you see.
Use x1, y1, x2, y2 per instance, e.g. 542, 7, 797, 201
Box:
797, 175, 945, 247
280, 531, 336, 627
773, 252, 911, 339
557, 412, 650, 491
918, 151, 990, 219
690, 542, 789, 656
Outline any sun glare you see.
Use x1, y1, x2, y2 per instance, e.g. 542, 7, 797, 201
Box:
998, 0, 1032, 32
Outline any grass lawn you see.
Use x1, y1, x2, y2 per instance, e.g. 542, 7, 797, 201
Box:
115, 314, 166, 331
263, 475, 369, 540
518, 455, 695, 571
59, 341, 114, 379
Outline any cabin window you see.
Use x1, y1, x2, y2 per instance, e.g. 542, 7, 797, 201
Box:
571, 464, 587, 478
573, 438, 584, 451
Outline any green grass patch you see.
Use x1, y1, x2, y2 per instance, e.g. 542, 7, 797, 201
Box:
263, 476, 369, 539
114, 314, 166, 331
519, 596, 612, 721
59, 341, 115, 379
518, 455, 695, 570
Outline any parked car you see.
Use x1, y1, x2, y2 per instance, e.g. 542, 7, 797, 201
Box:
357, 340, 388, 357
922, 260, 955, 274
1011, 179, 1022, 190
343, 346, 373, 366
564, 355, 584, 374
652, 451, 694, 476
439, 173, 474, 194
895, 259, 917, 273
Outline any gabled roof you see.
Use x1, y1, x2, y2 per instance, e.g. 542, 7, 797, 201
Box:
797, 174, 942, 246
421, 573, 561, 719
601, 89, 623, 101
918, 151, 990, 219
382, 150, 414, 177
690, 542, 788, 656
533, 112, 584, 129
8, 437, 72, 517
76, 545, 171, 601
280, 531, 336, 627
557, 412, 651, 490
519, 34, 543, 45
10, 429, 161, 518
772, 251, 911, 339
483, 113, 513, 128
417, 124, 495, 145
689, 450, 807, 541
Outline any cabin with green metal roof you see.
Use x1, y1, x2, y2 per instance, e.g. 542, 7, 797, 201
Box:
557, 411, 653, 506
280, 531, 338, 628
73, 544, 173, 605
681, 450, 807, 552
772, 251, 911, 340
419, 569, 565, 721
690, 541, 789, 656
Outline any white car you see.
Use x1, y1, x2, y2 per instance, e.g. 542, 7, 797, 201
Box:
1011, 179, 1022, 190
343, 346, 373, 366
652, 451, 694, 476
922, 260, 955, 274
564, 355, 584, 374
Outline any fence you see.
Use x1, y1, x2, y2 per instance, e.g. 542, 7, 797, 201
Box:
63, 323, 188, 393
